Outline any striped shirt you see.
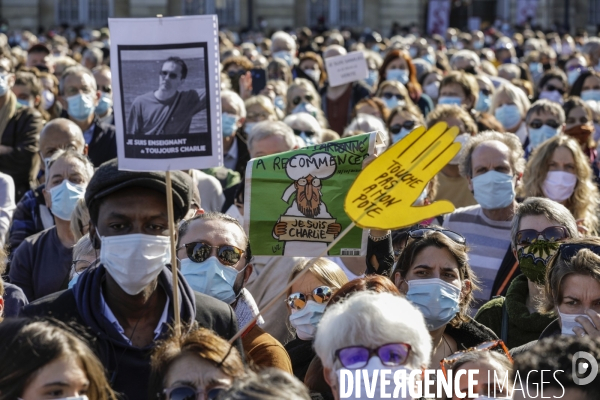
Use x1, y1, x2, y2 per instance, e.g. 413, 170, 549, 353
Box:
443, 204, 512, 312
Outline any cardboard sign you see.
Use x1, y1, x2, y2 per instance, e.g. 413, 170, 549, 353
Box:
245, 133, 385, 257
325, 51, 368, 87
109, 15, 223, 171
344, 123, 460, 230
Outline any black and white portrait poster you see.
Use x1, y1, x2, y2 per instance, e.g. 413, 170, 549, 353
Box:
108, 16, 222, 171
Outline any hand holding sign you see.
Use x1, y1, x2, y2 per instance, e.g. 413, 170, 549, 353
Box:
344, 122, 461, 230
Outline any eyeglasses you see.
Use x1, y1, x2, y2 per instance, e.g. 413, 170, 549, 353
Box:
408, 227, 466, 245
528, 119, 560, 129
335, 343, 412, 369
381, 92, 404, 100
177, 242, 245, 266
286, 285, 332, 310
544, 84, 565, 95
440, 340, 513, 379
558, 243, 600, 261
516, 226, 569, 246
292, 95, 314, 105
390, 120, 416, 134
99, 85, 112, 94
71, 259, 93, 273
163, 385, 226, 400
293, 129, 316, 137
160, 71, 180, 79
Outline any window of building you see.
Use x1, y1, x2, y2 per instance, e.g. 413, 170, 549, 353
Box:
183, 0, 239, 26
56, 0, 112, 27
307, 0, 363, 26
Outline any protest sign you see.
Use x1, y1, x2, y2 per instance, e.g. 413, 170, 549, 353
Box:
344, 122, 460, 230
109, 15, 222, 171
245, 132, 385, 257
324, 51, 368, 87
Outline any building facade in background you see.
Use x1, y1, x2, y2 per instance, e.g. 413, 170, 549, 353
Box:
2, 0, 598, 34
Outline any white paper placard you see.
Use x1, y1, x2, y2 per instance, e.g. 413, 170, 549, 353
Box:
324, 51, 368, 88
109, 15, 222, 171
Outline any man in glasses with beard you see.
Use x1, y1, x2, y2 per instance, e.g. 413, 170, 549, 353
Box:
127, 56, 206, 136
178, 211, 293, 373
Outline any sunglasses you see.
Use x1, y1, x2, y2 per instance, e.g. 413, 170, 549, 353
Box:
163, 386, 225, 400
160, 71, 180, 79
529, 119, 560, 129
544, 84, 565, 95
516, 226, 569, 246
286, 285, 332, 310
177, 242, 245, 266
390, 120, 416, 134
440, 340, 513, 379
382, 92, 404, 100
227, 69, 247, 78
558, 243, 600, 260
292, 95, 314, 105
335, 343, 411, 369
293, 129, 315, 137
408, 227, 466, 245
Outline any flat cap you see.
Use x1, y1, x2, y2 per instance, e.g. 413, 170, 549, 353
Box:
85, 159, 192, 221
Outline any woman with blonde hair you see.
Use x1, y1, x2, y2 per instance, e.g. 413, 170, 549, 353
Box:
70, 197, 90, 242
489, 82, 532, 144
375, 80, 418, 112
284, 258, 348, 382
386, 103, 426, 145
522, 135, 600, 234
244, 95, 280, 134
285, 78, 328, 128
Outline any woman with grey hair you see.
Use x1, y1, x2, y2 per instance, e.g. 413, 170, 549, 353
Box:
283, 112, 322, 146
68, 233, 97, 289
314, 291, 432, 399
475, 197, 578, 348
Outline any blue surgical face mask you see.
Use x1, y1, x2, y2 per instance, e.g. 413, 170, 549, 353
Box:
382, 96, 402, 109
222, 112, 239, 137
528, 124, 560, 149
364, 69, 378, 87
437, 96, 463, 106
49, 180, 86, 221
274, 95, 285, 110
16, 98, 32, 107
409, 47, 418, 58
95, 92, 112, 116
386, 68, 409, 85
475, 91, 491, 112
273, 50, 293, 67
539, 90, 564, 104
529, 62, 542, 75
391, 127, 413, 144
568, 69, 581, 86
292, 102, 318, 118
471, 170, 515, 210
68, 271, 81, 289
421, 53, 435, 65
406, 278, 461, 331
581, 89, 600, 102
67, 93, 96, 121
0, 73, 9, 96
180, 256, 242, 304
494, 104, 522, 130
289, 300, 326, 340
298, 131, 317, 146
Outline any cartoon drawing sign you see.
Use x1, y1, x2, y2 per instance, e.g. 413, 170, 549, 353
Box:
246, 133, 385, 257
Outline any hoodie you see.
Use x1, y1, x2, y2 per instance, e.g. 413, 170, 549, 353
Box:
22, 264, 239, 400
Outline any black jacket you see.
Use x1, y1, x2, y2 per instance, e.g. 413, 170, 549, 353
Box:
285, 336, 315, 382
509, 319, 560, 357
87, 119, 117, 167
234, 134, 250, 179
0, 105, 44, 200
22, 265, 240, 400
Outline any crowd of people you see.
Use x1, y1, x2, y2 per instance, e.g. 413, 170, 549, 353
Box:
1, 21, 600, 400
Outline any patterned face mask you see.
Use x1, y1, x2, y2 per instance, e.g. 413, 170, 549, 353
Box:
517, 239, 560, 284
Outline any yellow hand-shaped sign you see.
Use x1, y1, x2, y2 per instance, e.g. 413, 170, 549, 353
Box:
344, 122, 461, 230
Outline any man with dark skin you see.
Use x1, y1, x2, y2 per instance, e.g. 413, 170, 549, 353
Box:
23, 160, 239, 399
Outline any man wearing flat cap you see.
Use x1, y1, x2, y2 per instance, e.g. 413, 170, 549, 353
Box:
22, 159, 240, 400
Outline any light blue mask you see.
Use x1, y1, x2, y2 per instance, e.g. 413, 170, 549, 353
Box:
364, 69, 378, 87
0, 73, 9, 96
437, 96, 463, 106
471, 170, 515, 210
49, 180, 86, 221
298, 131, 317, 146
475, 91, 491, 112
421, 53, 435, 65
274, 95, 285, 110
292, 102, 318, 118
581, 89, 600, 102
568, 69, 581, 86
180, 256, 241, 304
16, 98, 31, 107
222, 112, 238, 137
494, 104, 522, 130
529, 62, 542, 74
68, 272, 80, 289
382, 96, 401, 109
386, 68, 409, 85
273, 50, 293, 67
409, 48, 418, 58
391, 127, 412, 144
289, 300, 326, 340
528, 124, 560, 149
67, 93, 95, 121
406, 278, 461, 331
95, 93, 112, 116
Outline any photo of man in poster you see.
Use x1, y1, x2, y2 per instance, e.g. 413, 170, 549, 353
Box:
127, 56, 206, 135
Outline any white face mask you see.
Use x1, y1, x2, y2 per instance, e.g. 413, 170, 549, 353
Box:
97, 230, 171, 295
558, 309, 594, 335
303, 68, 321, 83
542, 171, 577, 202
